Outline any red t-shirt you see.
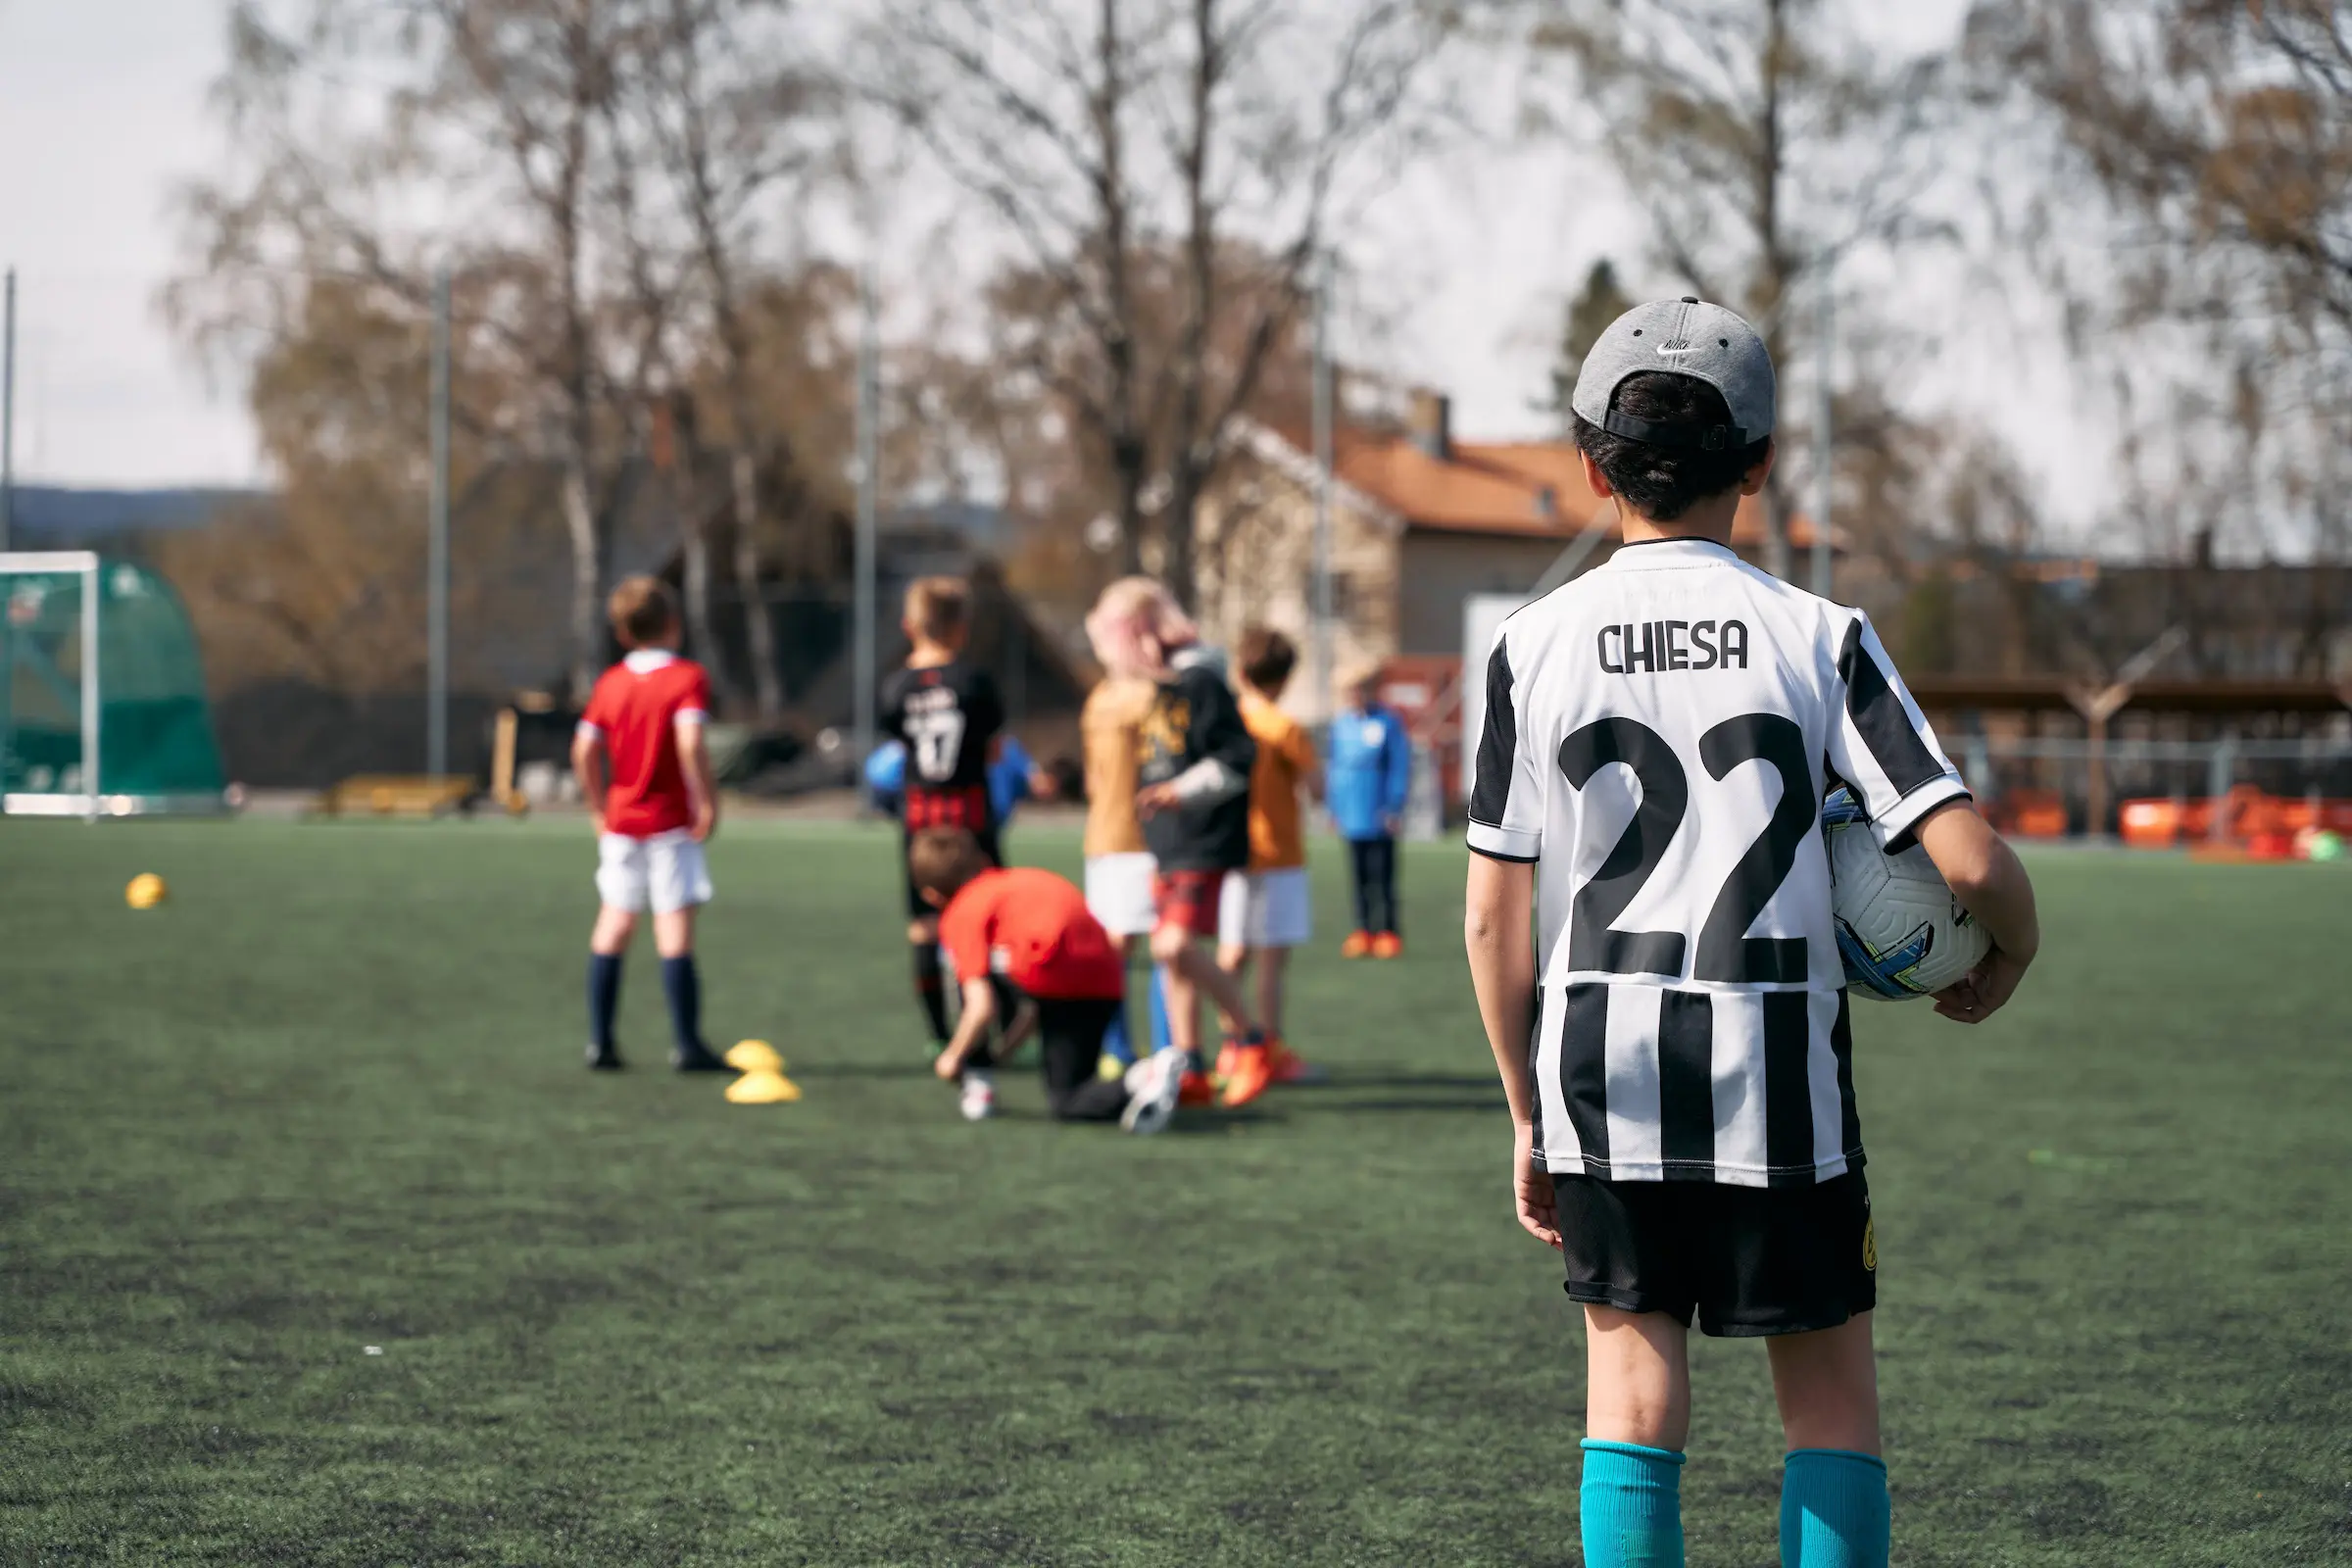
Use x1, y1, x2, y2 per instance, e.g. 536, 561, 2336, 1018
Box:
938, 867, 1126, 1002
578, 651, 711, 838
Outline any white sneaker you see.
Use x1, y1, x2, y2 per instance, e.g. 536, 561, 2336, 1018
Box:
1122, 1057, 1154, 1097
1120, 1048, 1187, 1136
958, 1071, 998, 1122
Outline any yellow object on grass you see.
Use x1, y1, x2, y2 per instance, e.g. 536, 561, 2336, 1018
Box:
725, 1040, 783, 1073
125, 873, 168, 909
725, 1069, 802, 1104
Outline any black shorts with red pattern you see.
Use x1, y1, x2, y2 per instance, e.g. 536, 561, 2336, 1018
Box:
1151, 868, 1228, 940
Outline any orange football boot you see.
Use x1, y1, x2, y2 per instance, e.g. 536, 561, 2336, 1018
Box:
1220, 1042, 1274, 1108
1370, 931, 1403, 959
1178, 1069, 1219, 1108
1212, 1042, 1243, 1087
1340, 930, 1373, 959
1266, 1038, 1326, 1086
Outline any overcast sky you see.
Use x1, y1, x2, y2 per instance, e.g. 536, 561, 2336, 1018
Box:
0, 0, 2096, 527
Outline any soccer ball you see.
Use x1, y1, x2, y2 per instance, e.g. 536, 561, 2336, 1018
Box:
1823, 791, 1988, 1002
125, 873, 169, 910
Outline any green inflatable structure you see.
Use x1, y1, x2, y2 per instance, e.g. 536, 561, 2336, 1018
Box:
2, 553, 227, 815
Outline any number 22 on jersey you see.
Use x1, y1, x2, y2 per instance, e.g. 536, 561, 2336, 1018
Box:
1558, 712, 1815, 985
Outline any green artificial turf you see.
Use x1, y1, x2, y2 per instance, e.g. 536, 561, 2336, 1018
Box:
2, 818, 2348, 1566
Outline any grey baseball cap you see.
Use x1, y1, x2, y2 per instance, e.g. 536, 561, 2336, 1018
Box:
1570, 297, 1776, 451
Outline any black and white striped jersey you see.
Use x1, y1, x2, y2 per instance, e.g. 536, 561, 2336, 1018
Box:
1468, 538, 1968, 1187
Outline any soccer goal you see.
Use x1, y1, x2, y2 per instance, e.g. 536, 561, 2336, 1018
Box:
1, 552, 228, 818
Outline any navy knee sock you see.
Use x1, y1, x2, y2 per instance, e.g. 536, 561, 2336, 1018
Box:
1780, 1448, 1888, 1568
660, 955, 702, 1055
1580, 1440, 1686, 1568
588, 954, 623, 1052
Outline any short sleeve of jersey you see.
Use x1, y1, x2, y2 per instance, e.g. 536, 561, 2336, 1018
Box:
1466, 631, 1544, 862
675, 663, 711, 722
1825, 612, 1970, 850
965, 669, 1005, 743
578, 671, 615, 739
937, 890, 993, 985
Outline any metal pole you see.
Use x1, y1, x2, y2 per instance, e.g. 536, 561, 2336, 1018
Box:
82, 559, 99, 820
1311, 252, 1335, 722
1811, 256, 1834, 600
427, 268, 452, 778
2, 269, 16, 553
852, 261, 880, 771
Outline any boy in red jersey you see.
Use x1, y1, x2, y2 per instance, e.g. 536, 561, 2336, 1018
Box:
912, 828, 1187, 1133
571, 577, 731, 1073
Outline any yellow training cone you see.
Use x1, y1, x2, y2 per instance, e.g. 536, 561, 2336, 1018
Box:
725, 1040, 783, 1073
725, 1069, 801, 1104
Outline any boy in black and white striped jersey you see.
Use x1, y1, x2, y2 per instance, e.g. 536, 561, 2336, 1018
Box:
1461, 299, 2040, 1568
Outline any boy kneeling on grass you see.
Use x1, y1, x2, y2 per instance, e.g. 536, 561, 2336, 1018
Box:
911, 827, 1188, 1134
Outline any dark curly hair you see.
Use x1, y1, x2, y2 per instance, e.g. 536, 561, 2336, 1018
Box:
1572, 371, 1773, 522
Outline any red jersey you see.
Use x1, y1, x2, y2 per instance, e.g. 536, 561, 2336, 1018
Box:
938, 867, 1126, 1002
578, 650, 711, 838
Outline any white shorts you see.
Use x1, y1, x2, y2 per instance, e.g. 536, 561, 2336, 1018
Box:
1217, 866, 1312, 950
1084, 853, 1157, 938
596, 830, 713, 914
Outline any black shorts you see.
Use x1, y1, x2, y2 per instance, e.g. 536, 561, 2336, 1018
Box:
1551, 1170, 1877, 1338
903, 822, 1003, 917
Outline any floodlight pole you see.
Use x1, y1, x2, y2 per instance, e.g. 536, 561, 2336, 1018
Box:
852, 260, 880, 773
2, 268, 16, 554
1310, 251, 1335, 723
1811, 256, 1835, 601
427, 267, 452, 779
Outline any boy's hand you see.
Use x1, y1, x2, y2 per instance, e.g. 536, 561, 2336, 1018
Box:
1136, 781, 1181, 818
692, 799, 717, 844
1383, 812, 1402, 837
932, 1048, 962, 1081
1934, 946, 2031, 1024
1514, 1122, 1561, 1250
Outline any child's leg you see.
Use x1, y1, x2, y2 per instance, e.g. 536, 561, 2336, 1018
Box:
1348, 839, 1376, 933
907, 915, 951, 1044
587, 906, 636, 1057
1153, 933, 1255, 1042
1770, 1315, 1888, 1568
653, 906, 701, 1054
1369, 836, 1399, 935
1581, 1305, 1691, 1568
1253, 945, 1289, 1041
1038, 999, 1130, 1122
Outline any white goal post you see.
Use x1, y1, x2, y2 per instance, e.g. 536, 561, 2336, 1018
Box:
1, 551, 102, 821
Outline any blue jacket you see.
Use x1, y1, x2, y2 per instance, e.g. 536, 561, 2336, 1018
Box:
1325, 704, 1411, 841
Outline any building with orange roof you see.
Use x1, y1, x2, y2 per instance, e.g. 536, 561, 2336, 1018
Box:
1196, 389, 1823, 721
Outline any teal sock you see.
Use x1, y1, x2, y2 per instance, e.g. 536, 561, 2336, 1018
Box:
1780, 1448, 1889, 1568
1580, 1439, 1686, 1568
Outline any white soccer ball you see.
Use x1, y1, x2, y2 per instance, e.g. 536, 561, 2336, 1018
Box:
1823, 791, 1990, 1002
